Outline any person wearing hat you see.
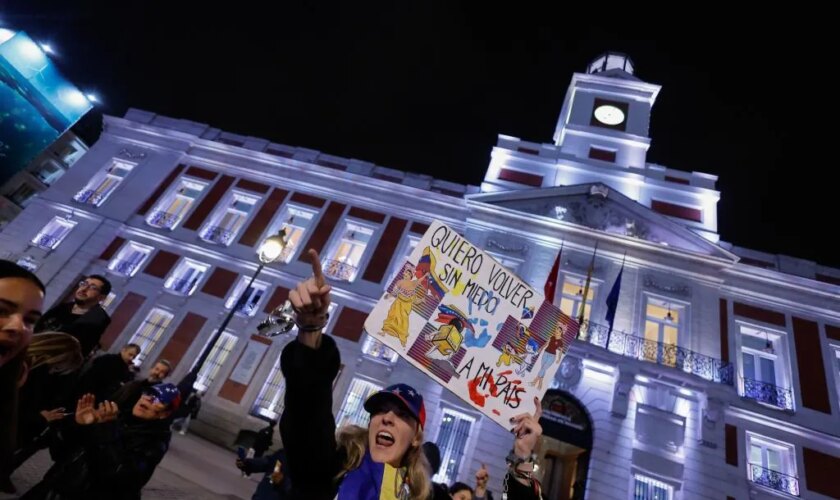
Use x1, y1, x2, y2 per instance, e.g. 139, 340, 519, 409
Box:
21, 383, 181, 499
284, 250, 546, 500
281, 249, 430, 500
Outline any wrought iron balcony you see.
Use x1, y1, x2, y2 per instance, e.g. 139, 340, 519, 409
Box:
581, 321, 735, 386
147, 210, 181, 229
749, 463, 799, 496
201, 226, 235, 245
73, 189, 105, 206
741, 377, 794, 410
110, 260, 138, 276
167, 278, 198, 295
32, 233, 61, 250
234, 300, 258, 316
323, 259, 357, 281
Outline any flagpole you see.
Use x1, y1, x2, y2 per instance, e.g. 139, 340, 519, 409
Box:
577, 242, 598, 336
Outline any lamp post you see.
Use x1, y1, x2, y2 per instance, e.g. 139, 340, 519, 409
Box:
178, 230, 288, 395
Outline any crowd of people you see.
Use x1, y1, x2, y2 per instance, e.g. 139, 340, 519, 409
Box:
1, 248, 547, 499
0, 262, 182, 499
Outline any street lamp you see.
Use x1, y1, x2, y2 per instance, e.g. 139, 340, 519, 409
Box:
178, 229, 288, 395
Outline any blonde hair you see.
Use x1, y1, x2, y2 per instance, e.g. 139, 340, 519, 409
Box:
336, 424, 431, 500
25, 332, 83, 375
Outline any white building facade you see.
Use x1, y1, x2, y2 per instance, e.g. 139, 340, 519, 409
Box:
1, 53, 838, 499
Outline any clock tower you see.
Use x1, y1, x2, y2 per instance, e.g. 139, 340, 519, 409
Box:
553, 53, 661, 170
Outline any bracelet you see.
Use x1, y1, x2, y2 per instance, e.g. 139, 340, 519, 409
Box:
295, 312, 329, 332
515, 462, 534, 473
505, 449, 536, 467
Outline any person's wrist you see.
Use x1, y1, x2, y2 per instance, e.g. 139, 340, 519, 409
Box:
513, 445, 534, 460
294, 311, 329, 331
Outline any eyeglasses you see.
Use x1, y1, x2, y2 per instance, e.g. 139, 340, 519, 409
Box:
77, 280, 102, 293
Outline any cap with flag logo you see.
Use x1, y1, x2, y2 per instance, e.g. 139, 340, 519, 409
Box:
145, 383, 182, 411
364, 383, 426, 429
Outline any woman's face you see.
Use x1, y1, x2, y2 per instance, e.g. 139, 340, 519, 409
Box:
403, 269, 413, 280
0, 278, 43, 368
368, 400, 420, 467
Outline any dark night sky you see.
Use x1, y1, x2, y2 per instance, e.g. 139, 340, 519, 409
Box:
4, 3, 837, 267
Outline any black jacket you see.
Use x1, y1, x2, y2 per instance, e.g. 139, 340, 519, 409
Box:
16, 365, 76, 446
111, 379, 155, 412
35, 303, 111, 357
23, 415, 171, 500
279, 335, 343, 500
77, 354, 133, 401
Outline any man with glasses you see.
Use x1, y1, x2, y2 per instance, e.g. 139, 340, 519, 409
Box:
35, 275, 112, 357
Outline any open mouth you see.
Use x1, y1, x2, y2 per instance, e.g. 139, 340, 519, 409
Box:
375, 431, 395, 447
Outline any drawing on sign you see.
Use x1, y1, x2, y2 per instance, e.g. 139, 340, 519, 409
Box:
364, 221, 578, 429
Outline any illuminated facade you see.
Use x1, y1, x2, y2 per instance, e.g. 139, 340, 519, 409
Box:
2, 53, 838, 499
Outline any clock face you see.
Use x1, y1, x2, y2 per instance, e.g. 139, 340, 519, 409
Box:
593, 104, 625, 126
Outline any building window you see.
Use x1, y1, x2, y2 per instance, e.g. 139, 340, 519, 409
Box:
225, 277, 269, 316
8, 183, 37, 207
31, 216, 76, 250
747, 433, 800, 496
164, 258, 209, 296
200, 192, 258, 246
251, 356, 286, 420
58, 143, 85, 166
642, 298, 682, 367
361, 334, 398, 365
738, 325, 793, 410
558, 274, 597, 323
101, 292, 117, 312
32, 160, 64, 186
194, 331, 238, 392
146, 178, 206, 230
268, 205, 317, 263
322, 221, 374, 282
127, 308, 174, 366
632, 474, 673, 500
434, 407, 475, 485
386, 235, 420, 284
325, 303, 338, 332
336, 377, 382, 428
74, 159, 135, 206
108, 241, 152, 277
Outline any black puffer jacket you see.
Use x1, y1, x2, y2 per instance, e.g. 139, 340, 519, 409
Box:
22, 415, 171, 500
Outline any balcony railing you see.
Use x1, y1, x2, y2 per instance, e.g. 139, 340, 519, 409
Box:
167, 278, 198, 295
741, 377, 794, 410
73, 189, 106, 206
110, 260, 139, 276
749, 463, 799, 496
147, 210, 181, 229
581, 321, 735, 386
201, 226, 236, 245
32, 233, 61, 250
233, 300, 259, 316
323, 259, 357, 281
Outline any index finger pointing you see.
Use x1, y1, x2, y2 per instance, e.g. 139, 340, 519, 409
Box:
307, 249, 325, 287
